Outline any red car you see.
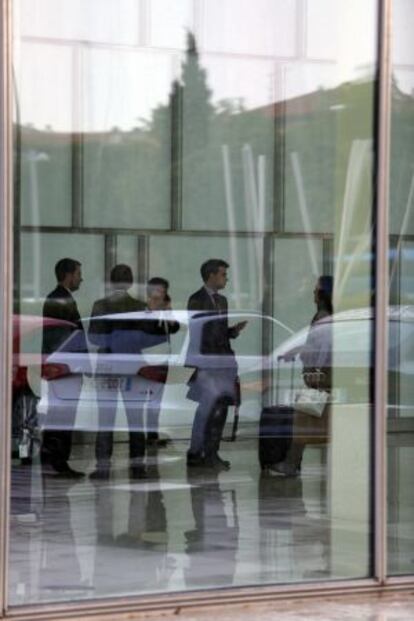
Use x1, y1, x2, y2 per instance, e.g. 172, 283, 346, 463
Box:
12, 314, 76, 462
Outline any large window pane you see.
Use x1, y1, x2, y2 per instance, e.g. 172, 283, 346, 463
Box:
149, 0, 194, 50
14, 42, 73, 227
149, 235, 264, 310
10, 0, 377, 607
388, 0, 414, 574
82, 48, 173, 229
202, 0, 297, 58
19, 233, 105, 318
19, 0, 141, 45
273, 238, 324, 338
181, 53, 276, 232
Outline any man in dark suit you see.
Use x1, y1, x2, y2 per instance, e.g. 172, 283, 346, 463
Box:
88, 264, 146, 480
41, 257, 86, 478
89, 264, 174, 480
186, 259, 247, 469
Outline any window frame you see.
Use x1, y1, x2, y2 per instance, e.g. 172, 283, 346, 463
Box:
0, 1, 410, 619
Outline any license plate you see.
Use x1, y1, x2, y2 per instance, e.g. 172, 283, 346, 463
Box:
95, 377, 132, 391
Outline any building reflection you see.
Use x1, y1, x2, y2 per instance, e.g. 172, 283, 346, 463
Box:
258, 472, 329, 582
184, 470, 239, 588
93, 465, 172, 595
38, 475, 84, 595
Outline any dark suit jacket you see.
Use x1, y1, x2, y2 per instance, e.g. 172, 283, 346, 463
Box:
187, 287, 237, 357
88, 290, 178, 355
42, 285, 86, 355
186, 287, 239, 404
88, 291, 145, 354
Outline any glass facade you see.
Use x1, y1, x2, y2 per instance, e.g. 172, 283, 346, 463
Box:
387, 0, 414, 577
0, 0, 411, 617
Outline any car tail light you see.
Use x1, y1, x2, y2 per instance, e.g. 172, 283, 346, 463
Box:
41, 363, 71, 381
137, 365, 168, 384
12, 365, 28, 389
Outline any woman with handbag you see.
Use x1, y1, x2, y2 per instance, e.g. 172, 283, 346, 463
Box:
268, 275, 333, 477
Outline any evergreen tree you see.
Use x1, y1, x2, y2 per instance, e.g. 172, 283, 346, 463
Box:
178, 31, 213, 152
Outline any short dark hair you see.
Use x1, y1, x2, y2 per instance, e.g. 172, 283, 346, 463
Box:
200, 259, 229, 283
147, 276, 169, 298
147, 277, 169, 290
55, 258, 81, 282
317, 275, 334, 314
110, 264, 133, 286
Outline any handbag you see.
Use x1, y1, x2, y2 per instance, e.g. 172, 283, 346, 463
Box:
295, 387, 328, 418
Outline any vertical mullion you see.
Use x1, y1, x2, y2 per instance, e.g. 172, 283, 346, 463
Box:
71, 132, 83, 228
0, 0, 13, 614
322, 236, 334, 276
139, 0, 150, 47
104, 234, 117, 296
374, 0, 392, 586
137, 234, 149, 294
71, 46, 83, 229
261, 234, 274, 408
170, 76, 183, 232
273, 87, 285, 233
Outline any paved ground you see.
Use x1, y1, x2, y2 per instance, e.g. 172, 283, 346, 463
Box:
84, 591, 414, 621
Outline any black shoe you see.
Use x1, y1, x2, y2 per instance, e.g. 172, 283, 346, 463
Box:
155, 438, 169, 448
48, 463, 85, 478
147, 437, 169, 448
202, 455, 229, 470
130, 466, 147, 480
186, 452, 205, 467
89, 469, 110, 481
59, 467, 85, 479
213, 453, 231, 469
267, 462, 299, 477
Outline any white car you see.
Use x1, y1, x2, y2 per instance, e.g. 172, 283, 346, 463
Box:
38, 310, 294, 440
269, 305, 414, 415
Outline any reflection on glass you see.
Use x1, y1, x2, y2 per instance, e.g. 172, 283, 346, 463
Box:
19, 0, 141, 45
180, 37, 276, 232
185, 470, 239, 588
11, 0, 377, 606
388, 0, 414, 577
202, 0, 297, 57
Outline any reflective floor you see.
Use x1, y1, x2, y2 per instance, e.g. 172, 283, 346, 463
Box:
8, 438, 413, 605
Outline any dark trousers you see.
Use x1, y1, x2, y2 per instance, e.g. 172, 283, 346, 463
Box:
42, 428, 74, 471
205, 402, 228, 458
95, 390, 145, 470
146, 384, 165, 442
41, 377, 82, 471
95, 428, 145, 469
189, 399, 228, 458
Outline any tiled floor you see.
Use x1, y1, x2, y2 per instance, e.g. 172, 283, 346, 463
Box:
7, 438, 414, 611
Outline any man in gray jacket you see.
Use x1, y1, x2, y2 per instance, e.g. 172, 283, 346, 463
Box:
88, 264, 146, 480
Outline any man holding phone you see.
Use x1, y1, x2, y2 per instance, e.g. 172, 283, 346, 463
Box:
186, 259, 247, 469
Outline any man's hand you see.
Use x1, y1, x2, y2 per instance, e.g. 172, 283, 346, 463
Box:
233, 320, 248, 334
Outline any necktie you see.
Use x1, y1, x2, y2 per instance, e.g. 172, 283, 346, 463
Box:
212, 293, 221, 312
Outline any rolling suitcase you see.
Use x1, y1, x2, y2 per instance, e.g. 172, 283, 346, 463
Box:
258, 354, 295, 470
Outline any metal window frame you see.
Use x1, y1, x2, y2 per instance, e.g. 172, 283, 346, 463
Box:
373, 0, 392, 586
1, 1, 414, 620
0, 0, 13, 616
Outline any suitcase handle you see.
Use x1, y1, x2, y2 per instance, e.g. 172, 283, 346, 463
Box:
275, 353, 296, 404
